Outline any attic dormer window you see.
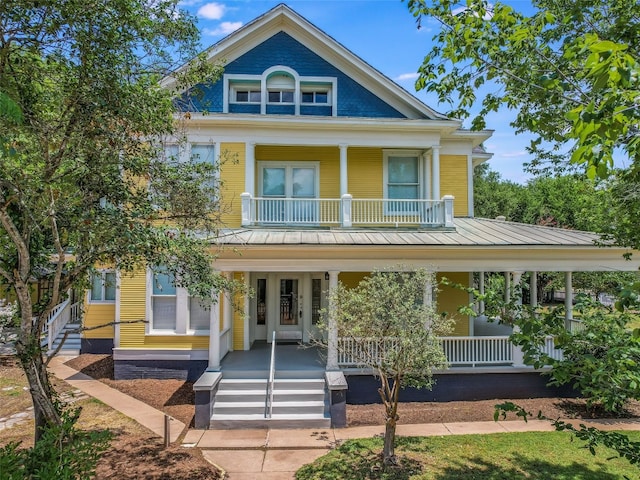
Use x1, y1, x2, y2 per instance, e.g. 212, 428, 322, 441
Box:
267, 73, 295, 104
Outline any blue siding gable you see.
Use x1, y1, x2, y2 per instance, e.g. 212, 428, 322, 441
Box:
184, 32, 406, 119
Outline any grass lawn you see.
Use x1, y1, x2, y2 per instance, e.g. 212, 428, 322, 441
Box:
297, 431, 640, 480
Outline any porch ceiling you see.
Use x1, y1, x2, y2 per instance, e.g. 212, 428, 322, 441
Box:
210, 217, 639, 273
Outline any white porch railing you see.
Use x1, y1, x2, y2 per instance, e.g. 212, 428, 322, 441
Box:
219, 327, 231, 360
241, 193, 455, 228
440, 336, 513, 366
337, 335, 564, 368
43, 299, 82, 352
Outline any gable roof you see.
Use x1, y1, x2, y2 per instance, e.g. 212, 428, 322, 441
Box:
164, 3, 450, 121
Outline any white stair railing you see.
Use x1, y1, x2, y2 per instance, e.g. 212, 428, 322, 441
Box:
44, 299, 82, 352
266, 331, 276, 419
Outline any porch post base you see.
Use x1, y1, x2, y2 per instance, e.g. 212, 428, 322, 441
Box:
193, 371, 222, 429
326, 371, 348, 428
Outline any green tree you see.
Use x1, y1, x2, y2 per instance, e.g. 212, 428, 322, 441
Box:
407, 0, 639, 179
322, 268, 453, 465
473, 164, 526, 221
0, 0, 232, 448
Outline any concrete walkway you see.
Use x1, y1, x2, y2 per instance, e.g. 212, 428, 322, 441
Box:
48, 356, 186, 443
187, 418, 640, 479
49, 358, 640, 480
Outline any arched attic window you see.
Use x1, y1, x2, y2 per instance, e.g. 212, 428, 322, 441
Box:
266, 71, 295, 104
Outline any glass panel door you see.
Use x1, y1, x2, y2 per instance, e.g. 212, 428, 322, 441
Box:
279, 279, 299, 326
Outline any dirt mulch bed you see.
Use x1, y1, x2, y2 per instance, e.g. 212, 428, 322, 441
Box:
66, 354, 196, 428
97, 434, 221, 480
66, 354, 640, 429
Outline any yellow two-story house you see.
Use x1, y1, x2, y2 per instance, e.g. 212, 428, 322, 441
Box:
75, 4, 637, 428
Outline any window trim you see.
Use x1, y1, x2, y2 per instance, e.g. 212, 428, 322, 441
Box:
145, 268, 212, 336
88, 270, 116, 303
383, 150, 424, 215
258, 161, 320, 198
224, 70, 337, 116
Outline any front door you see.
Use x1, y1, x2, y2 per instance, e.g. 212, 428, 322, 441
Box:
277, 277, 301, 333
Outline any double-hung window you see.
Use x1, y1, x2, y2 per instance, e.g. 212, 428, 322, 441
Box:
151, 268, 177, 331
384, 151, 422, 214
148, 267, 212, 334
89, 271, 116, 302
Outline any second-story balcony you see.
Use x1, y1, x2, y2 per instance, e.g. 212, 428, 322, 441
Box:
240, 193, 455, 228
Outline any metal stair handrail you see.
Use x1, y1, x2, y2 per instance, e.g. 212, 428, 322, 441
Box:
266, 331, 276, 418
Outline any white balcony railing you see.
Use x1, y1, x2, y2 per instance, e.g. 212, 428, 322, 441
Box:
42, 299, 82, 352
337, 335, 563, 368
241, 193, 455, 228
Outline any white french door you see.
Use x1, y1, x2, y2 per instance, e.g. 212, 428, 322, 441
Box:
259, 162, 319, 223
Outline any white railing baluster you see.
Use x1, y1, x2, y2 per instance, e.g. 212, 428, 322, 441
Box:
336, 335, 569, 368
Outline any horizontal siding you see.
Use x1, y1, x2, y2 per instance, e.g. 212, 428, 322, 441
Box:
233, 272, 244, 350
83, 303, 115, 339
118, 269, 211, 349
220, 142, 246, 228
348, 148, 383, 198
440, 155, 468, 216
437, 272, 470, 336
119, 270, 147, 348
255, 145, 340, 199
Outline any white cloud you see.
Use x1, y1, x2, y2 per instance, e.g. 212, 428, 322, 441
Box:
395, 72, 419, 82
203, 21, 243, 36
499, 150, 528, 158
198, 2, 225, 20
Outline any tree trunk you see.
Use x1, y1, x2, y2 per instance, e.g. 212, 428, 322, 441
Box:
379, 373, 401, 465
16, 298, 63, 442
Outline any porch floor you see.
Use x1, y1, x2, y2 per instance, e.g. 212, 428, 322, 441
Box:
220, 341, 326, 374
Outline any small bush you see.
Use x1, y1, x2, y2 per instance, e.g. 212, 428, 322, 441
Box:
0, 411, 111, 479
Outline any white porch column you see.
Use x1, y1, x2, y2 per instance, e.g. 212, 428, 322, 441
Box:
504, 272, 511, 303
327, 270, 340, 371
243, 271, 251, 350
423, 151, 431, 199
530, 271, 538, 308
224, 272, 233, 351
511, 271, 525, 367
478, 271, 485, 315
564, 271, 573, 330
207, 293, 221, 371
339, 144, 348, 196
245, 142, 256, 195
431, 145, 441, 200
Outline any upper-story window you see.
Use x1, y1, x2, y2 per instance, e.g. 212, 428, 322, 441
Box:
235, 89, 261, 103
267, 73, 295, 104
301, 89, 330, 105
383, 150, 422, 214
224, 67, 336, 115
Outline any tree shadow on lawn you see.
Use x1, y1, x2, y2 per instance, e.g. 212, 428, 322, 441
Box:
433, 456, 623, 480
297, 437, 626, 480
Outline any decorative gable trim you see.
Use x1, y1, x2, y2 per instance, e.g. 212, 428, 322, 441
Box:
164, 4, 447, 121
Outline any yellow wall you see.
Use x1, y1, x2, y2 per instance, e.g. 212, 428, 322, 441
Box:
220, 142, 246, 227
232, 272, 245, 350
118, 270, 209, 350
348, 148, 384, 198
255, 145, 341, 199
437, 272, 470, 336
338, 272, 368, 289
83, 303, 115, 338
440, 155, 468, 216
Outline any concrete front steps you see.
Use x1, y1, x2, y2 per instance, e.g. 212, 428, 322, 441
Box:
211, 373, 330, 429
46, 323, 81, 356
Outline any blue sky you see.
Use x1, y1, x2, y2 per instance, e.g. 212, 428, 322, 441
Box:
179, 0, 539, 183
